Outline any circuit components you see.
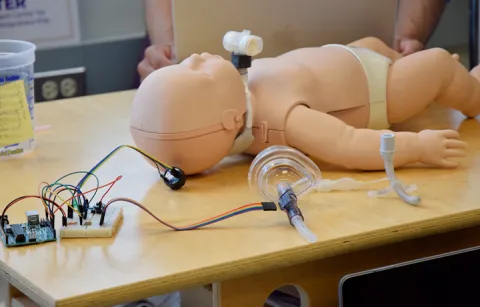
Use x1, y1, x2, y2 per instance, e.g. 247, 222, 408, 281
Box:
60, 206, 123, 238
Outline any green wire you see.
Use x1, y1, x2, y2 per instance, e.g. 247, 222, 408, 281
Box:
41, 171, 101, 213
42, 182, 78, 209
53, 171, 100, 204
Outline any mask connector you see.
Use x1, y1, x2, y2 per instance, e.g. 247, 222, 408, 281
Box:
277, 182, 318, 243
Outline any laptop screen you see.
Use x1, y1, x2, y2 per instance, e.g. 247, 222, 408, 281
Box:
339, 246, 480, 307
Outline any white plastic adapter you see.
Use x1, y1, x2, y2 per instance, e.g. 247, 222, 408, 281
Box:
59, 207, 123, 238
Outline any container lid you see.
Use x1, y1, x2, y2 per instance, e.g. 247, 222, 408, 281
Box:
0, 39, 36, 69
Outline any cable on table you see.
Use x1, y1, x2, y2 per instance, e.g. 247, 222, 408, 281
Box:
100, 197, 277, 231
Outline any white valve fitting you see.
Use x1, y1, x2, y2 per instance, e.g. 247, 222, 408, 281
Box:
223, 30, 263, 56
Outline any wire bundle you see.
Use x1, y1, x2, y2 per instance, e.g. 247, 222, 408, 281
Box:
101, 197, 276, 230
1, 145, 277, 236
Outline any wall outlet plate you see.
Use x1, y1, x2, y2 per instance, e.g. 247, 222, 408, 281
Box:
34, 67, 86, 102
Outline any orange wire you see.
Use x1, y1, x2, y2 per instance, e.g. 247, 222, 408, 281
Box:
37, 181, 52, 215
99, 175, 122, 203
182, 202, 262, 227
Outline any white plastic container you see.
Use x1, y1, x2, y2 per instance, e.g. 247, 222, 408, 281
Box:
0, 39, 36, 159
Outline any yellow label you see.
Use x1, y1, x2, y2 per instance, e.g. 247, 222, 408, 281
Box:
0, 80, 34, 147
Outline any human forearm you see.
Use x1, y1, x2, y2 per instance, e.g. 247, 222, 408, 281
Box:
395, 0, 446, 45
144, 0, 174, 46
285, 106, 421, 170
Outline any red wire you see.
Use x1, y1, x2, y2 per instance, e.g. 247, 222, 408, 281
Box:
182, 203, 261, 227
102, 197, 263, 231
99, 175, 122, 203
53, 176, 122, 214
2, 195, 65, 218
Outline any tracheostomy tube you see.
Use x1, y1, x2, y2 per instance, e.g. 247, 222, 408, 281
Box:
224, 30, 263, 156
370, 133, 421, 205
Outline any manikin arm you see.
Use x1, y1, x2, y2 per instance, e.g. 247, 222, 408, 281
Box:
285, 105, 421, 170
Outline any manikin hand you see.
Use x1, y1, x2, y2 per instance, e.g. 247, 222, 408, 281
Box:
137, 44, 175, 82
417, 130, 467, 168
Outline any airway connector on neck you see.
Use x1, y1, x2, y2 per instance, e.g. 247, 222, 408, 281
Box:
231, 54, 252, 69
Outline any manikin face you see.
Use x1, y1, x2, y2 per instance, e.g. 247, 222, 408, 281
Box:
130, 52, 247, 175
180, 52, 240, 86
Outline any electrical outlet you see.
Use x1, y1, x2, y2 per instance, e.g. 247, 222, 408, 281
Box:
34, 67, 86, 103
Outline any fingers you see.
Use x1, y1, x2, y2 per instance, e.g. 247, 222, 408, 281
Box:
137, 58, 155, 82
145, 45, 174, 69
441, 159, 460, 168
399, 39, 424, 56
445, 139, 467, 149
442, 129, 460, 139
137, 45, 176, 82
444, 149, 466, 158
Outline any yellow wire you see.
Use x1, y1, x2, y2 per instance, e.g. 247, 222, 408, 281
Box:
37, 183, 52, 215
41, 184, 82, 218
81, 145, 171, 188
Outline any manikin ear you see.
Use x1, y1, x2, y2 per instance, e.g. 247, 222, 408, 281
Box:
221, 109, 241, 130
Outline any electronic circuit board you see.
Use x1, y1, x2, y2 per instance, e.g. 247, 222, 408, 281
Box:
1, 219, 56, 247
60, 206, 123, 238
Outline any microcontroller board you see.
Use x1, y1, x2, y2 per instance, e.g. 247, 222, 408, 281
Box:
0, 210, 56, 247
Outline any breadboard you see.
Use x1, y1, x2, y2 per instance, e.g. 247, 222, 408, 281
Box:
59, 207, 123, 238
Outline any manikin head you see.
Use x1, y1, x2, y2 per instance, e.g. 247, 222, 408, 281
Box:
130, 53, 246, 175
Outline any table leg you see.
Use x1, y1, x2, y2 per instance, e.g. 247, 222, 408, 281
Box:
2, 282, 39, 307
213, 225, 480, 307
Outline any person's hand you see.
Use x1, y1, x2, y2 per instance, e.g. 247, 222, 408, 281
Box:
394, 37, 424, 56
137, 44, 175, 82
417, 129, 467, 168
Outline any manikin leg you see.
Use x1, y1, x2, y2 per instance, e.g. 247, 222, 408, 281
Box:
386, 48, 480, 123
348, 37, 460, 63
348, 37, 403, 61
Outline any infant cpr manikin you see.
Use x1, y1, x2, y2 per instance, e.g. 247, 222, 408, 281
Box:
130, 31, 477, 176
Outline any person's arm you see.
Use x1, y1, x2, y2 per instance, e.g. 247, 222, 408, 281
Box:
138, 0, 175, 80
144, 0, 174, 47
394, 0, 447, 54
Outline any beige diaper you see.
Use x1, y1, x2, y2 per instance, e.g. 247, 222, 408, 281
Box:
324, 44, 392, 130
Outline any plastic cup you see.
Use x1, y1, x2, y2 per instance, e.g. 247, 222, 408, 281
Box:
0, 39, 36, 159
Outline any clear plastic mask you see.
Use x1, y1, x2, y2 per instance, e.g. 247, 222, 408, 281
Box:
248, 145, 321, 201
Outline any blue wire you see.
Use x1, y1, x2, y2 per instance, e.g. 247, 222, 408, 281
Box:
178, 207, 264, 230
76, 149, 115, 189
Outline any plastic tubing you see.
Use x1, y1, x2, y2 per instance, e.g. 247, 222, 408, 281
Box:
290, 215, 318, 243
380, 133, 421, 205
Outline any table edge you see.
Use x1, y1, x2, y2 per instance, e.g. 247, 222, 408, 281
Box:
46, 208, 480, 307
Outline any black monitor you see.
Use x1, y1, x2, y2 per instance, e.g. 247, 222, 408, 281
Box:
339, 245, 480, 307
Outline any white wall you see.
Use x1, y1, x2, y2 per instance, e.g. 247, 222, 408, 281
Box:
78, 0, 146, 44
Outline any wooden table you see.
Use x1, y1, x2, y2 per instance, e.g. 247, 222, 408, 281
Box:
1, 90, 480, 307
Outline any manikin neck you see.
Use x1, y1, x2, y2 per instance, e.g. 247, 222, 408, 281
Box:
228, 68, 254, 156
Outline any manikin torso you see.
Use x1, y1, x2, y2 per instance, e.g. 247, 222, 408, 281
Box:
245, 46, 371, 154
